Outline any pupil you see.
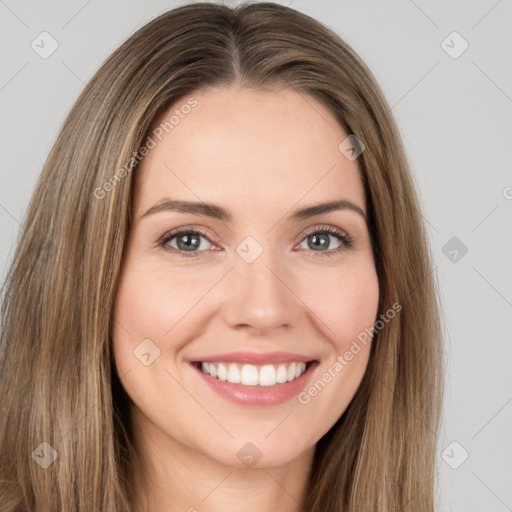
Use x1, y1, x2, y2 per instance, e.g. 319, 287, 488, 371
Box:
178, 234, 200, 251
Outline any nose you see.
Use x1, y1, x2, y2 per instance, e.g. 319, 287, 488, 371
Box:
220, 248, 300, 335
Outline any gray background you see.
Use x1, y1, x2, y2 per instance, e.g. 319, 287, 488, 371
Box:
1, 1, 511, 510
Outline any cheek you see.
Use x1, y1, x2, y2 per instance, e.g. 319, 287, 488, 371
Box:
111, 258, 223, 392
111, 261, 200, 424
302, 262, 380, 352
115, 270, 170, 337
112, 261, 174, 376
113, 259, 210, 340
295, 265, 379, 430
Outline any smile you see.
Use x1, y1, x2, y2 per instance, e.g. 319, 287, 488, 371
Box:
189, 351, 318, 406
196, 361, 308, 387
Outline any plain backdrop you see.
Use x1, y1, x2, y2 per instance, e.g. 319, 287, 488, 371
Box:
1, 1, 511, 511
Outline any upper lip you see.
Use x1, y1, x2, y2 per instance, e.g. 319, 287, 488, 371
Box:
189, 351, 317, 365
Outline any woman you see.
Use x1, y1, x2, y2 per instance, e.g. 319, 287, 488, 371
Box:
0, 2, 443, 511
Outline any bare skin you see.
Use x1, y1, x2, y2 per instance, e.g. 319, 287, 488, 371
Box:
112, 84, 379, 511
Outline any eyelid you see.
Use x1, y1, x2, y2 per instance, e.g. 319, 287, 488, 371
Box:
157, 225, 218, 244
297, 224, 349, 240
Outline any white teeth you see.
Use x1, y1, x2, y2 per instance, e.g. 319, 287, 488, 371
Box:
217, 363, 228, 381
276, 364, 288, 383
227, 364, 241, 383
241, 365, 259, 386
287, 363, 296, 381
259, 365, 276, 386
198, 361, 307, 387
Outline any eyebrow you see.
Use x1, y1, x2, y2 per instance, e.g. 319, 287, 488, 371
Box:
140, 198, 367, 223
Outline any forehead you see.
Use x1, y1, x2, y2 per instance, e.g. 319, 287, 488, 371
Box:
134, 85, 365, 218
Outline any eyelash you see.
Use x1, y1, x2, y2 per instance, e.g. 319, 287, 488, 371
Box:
157, 225, 354, 259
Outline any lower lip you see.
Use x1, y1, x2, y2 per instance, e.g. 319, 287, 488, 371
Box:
191, 362, 318, 407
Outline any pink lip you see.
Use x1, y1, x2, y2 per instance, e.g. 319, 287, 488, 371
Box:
189, 351, 316, 365
190, 359, 320, 407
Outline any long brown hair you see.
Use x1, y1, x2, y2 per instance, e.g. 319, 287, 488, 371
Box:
0, 3, 443, 510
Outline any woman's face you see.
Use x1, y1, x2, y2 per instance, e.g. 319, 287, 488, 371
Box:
113, 84, 379, 469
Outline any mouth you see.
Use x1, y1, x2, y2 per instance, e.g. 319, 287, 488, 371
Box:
190, 360, 317, 387
188, 351, 320, 406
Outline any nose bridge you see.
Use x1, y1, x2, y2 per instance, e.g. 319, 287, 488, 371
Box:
222, 240, 297, 332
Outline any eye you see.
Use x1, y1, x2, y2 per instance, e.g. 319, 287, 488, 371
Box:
158, 227, 215, 258
296, 225, 353, 257
157, 225, 354, 258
